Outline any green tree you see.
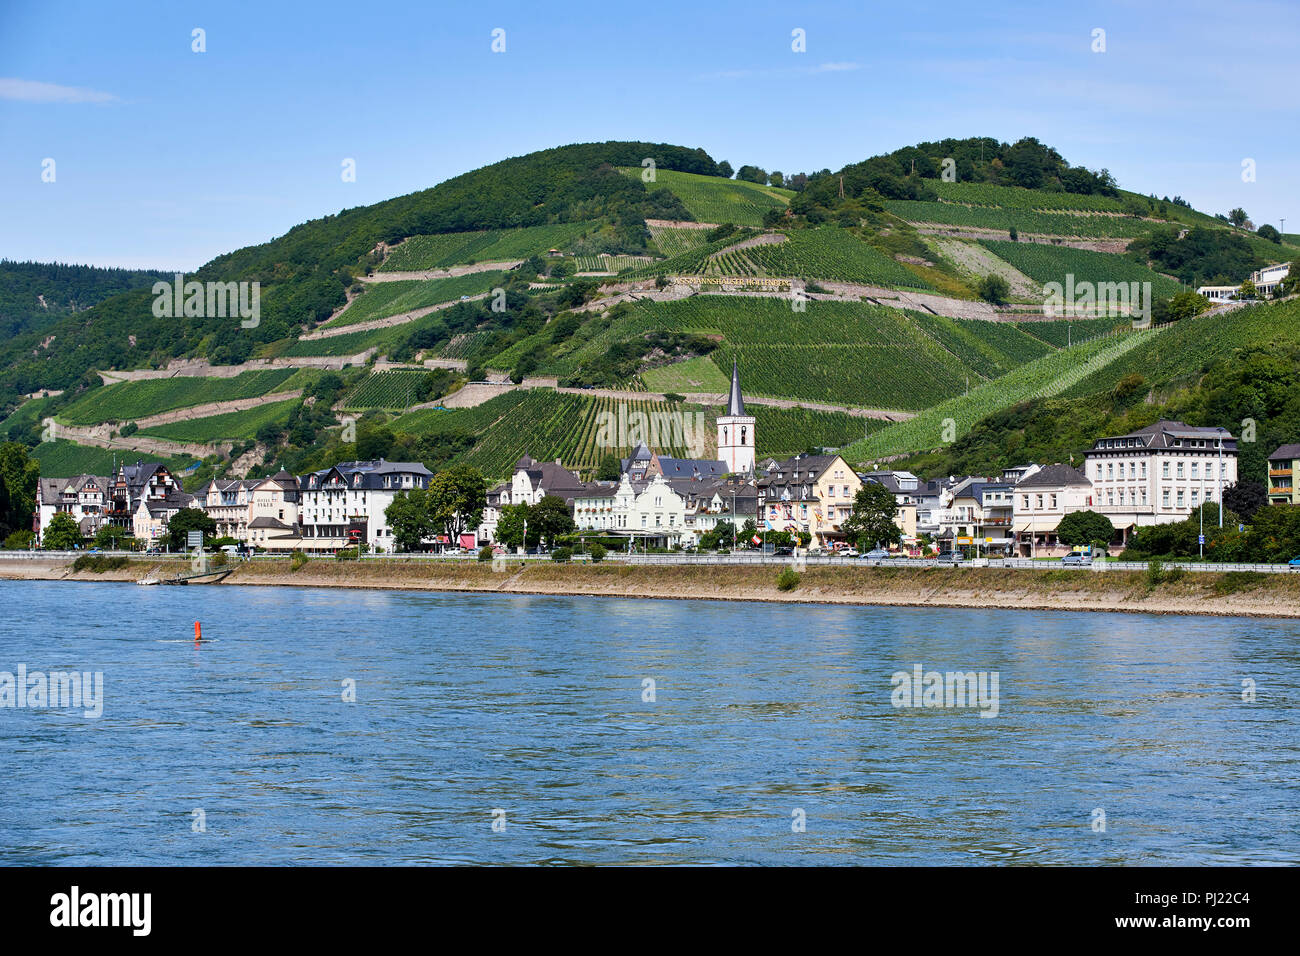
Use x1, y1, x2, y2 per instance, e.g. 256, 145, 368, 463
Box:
716, 161, 734, 179
1237, 278, 1258, 299
427, 464, 486, 541
1056, 510, 1114, 548
529, 495, 576, 548
841, 482, 900, 549
1257, 224, 1281, 243
0, 442, 40, 540
977, 274, 1010, 305
595, 454, 621, 481
165, 508, 217, 551
43, 511, 82, 550
385, 487, 436, 552
736, 165, 768, 185
93, 524, 136, 550
1228, 207, 1249, 228
495, 502, 532, 550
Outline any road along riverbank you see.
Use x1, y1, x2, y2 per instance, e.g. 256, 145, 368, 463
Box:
6, 557, 1300, 619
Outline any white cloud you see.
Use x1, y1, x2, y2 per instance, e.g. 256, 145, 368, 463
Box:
0, 78, 118, 104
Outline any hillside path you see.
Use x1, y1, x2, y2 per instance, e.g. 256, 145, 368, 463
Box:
363, 261, 522, 282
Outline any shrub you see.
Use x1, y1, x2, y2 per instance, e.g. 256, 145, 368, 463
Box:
71, 555, 129, 573
5, 529, 34, 550
478, 545, 494, 562
1145, 559, 1163, 587
290, 550, 308, 571
776, 567, 801, 591
1214, 570, 1265, 596
589, 543, 607, 563
551, 546, 573, 563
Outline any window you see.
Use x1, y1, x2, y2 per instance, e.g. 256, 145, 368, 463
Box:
1177, 489, 1185, 508
1107, 463, 1114, 479
1141, 489, 1148, 505
1191, 462, 1198, 479
1050, 494, 1057, 509
1191, 488, 1199, 506
1140, 462, 1147, 479
1163, 461, 1170, 478
1036, 494, 1044, 509
1107, 491, 1115, 506
1022, 495, 1030, 509
1177, 462, 1185, 478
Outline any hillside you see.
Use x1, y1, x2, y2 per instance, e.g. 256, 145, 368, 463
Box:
0, 260, 169, 342
2, 135, 1297, 487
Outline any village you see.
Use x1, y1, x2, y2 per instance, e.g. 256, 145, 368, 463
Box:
30, 360, 1288, 563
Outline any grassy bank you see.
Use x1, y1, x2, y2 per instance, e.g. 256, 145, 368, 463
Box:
5, 557, 1300, 618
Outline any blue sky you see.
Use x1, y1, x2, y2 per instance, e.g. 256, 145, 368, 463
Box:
1, 0, 1296, 270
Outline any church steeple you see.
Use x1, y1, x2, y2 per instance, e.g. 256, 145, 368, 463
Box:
717, 358, 755, 475
727, 358, 746, 417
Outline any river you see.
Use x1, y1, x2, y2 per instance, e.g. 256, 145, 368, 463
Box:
1, 580, 1295, 865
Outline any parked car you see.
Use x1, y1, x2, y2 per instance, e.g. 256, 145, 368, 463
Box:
842, 548, 860, 557
1288, 555, 1300, 569
774, 546, 794, 556
1061, 551, 1093, 566
862, 548, 890, 560
937, 551, 965, 563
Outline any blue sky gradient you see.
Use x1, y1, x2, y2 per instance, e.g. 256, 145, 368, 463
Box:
1, 0, 1296, 269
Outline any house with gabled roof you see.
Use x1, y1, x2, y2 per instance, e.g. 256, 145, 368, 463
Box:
756, 453, 861, 548
298, 459, 432, 552
34, 474, 111, 545
1012, 463, 1095, 557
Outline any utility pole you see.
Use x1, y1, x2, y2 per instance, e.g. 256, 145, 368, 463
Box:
1218, 429, 1224, 528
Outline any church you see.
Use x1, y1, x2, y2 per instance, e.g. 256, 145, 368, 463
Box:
620, 359, 756, 478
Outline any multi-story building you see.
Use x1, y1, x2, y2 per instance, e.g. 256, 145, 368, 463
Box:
480, 455, 590, 545
756, 454, 862, 548
1084, 420, 1237, 540
572, 473, 688, 549
298, 459, 433, 552
859, 470, 921, 546
34, 475, 111, 544
1267, 444, 1300, 506
938, 479, 1015, 555
194, 471, 302, 548
1012, 464, 1095, 556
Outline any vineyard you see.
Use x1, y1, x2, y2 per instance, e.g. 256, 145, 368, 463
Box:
623, 168, 793, 227
639, 355, 731, 393
841, 330, 1152, 462
621, 230, 760, 279
979, 240, 1183, 298
574, 254, 653, 273
56, 369, 298, 426
1020, 318, 1128, 347
1062, 298, 1300, 398
647, 225, 712, 257
930, 181, 1131, 213
324, 271, 508, 328
31, 439, 197, 479
341, 370, 433, 410
379, 222, 599, 271
887, 200, 1153, 238
909, 313, 1052, 379
743, 228, 935, 289
137, 398, 299, 443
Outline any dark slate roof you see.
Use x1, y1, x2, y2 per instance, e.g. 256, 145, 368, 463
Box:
248, 516, 296, 530
301, 458, 433, 490
725, 359, 747, 417
655, 457, 729, 479
1269, 444, 1300, 461
1015, 464, 1091, 488
1088, 420, 1236, 453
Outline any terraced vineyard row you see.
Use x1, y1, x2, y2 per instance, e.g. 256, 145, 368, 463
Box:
841, 330, 1152, 462
56, 369, 298, 425
622, 230, 761, 279
574, 255, 651, 273
929, 181, 1131, 213
325, 271, 508, 328
391, 391, 700, 477
623, 168, 793, 227
909, 313, 1052, 380
379, 222, 598, 271
743, 228, 935, 289
887, 200, 1152, 238
1020, 318, 1127, 347
138, 398, 299, 443
341, 370, 432, 410
648, 225, 711, 257
31, 440, 198, 479
979, 240, 1183, 298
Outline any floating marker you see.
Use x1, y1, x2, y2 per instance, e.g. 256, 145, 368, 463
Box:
194, 621, 201, 642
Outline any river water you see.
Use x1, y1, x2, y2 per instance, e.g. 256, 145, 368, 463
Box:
1, 580, 1296, 865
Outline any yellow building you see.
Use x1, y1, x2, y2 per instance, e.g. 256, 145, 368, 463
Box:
756, 454, 862, 547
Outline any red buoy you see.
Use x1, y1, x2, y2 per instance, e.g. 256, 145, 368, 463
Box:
194, 621, 201, 643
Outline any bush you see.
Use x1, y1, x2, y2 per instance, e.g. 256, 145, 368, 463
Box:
4, 529, 34, 550
977, 274, 1010, 305
776, 567, 801, 591
71, 554, 130, 573
478, 545, 494, 562
551, 546, 573, 563
1214, 570, 1265, 596
1145, 559, 1163, 587
290, 550, 308, 571
589, 543, 607, 563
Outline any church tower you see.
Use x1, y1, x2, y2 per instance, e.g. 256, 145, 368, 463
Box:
717, 359, 755, 474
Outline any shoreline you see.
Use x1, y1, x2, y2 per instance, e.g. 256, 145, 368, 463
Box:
5, 558, 1300, 619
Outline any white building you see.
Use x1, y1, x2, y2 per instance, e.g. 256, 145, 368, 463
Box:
194, 471, 302, 549
34, 475, 111, 544
572, 473, 688, 548
716, 359, 755, 475
479, 456, 589, 545
1012, 463, 1095, 556
1083, 420, 1237, 540
298, 459, 433, 552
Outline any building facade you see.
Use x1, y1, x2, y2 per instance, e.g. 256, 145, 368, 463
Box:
756, 454, 862, 548
298, 459, 433, 551
1267, 444, 1300, 506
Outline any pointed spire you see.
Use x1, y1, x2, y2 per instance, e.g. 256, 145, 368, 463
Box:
727, 358, 746, 417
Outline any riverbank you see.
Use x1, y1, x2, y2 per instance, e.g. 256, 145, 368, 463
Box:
6, 556, 1300, 618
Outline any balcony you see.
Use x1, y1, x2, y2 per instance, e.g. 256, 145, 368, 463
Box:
1269, 468, 1293, 478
